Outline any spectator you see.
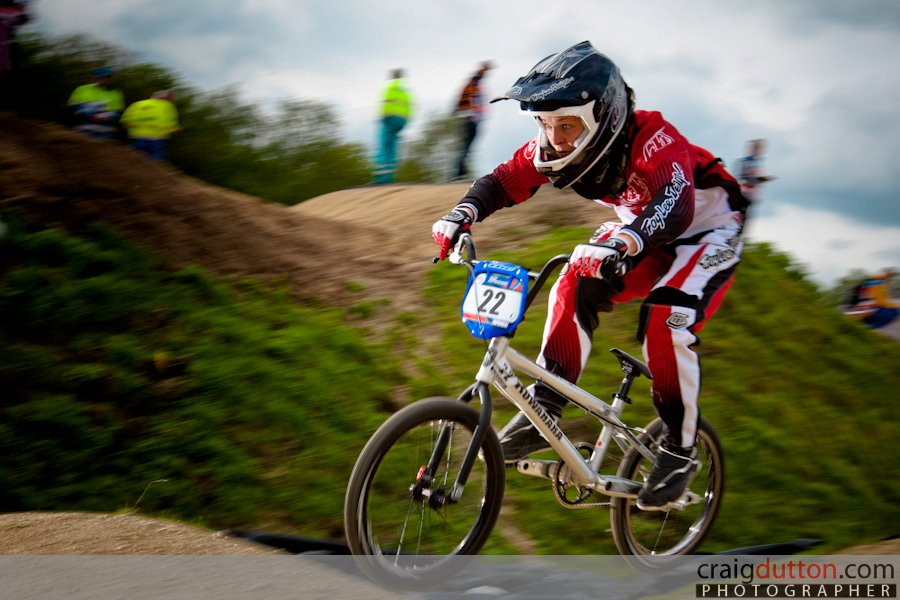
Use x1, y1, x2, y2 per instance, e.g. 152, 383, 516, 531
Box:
735, 138, 775, 201
373, 68, 412, 184
453, 60, 493, 179
67, 66, 125, 139
844, 268, 899, 329
121, 90, 180, 160
0, 0, 30, 109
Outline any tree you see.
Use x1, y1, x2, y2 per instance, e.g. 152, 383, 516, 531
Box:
397, 111, 462, 183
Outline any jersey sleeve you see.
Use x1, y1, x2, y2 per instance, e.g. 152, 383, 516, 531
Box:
456, 138, 550, 222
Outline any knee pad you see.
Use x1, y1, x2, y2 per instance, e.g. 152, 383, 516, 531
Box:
637, 287, 698, 343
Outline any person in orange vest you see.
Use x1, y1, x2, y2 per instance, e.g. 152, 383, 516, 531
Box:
454, 60, 493, 179
120, 90, 180, 160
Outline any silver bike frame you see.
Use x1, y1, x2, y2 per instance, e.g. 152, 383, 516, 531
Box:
474, 336, 654, 491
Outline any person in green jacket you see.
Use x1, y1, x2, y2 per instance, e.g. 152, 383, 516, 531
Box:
67, 66, 125, 139
121, 90, 180, 160
374, 68, 412, 184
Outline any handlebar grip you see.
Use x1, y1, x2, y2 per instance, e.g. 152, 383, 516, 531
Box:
433, 234, 477, 265
459, 234, 476, 261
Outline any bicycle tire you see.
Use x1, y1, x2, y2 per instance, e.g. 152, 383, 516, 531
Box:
344, 397, 505, 589
609, 417, 724, 562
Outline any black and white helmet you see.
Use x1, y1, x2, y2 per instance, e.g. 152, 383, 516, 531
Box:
494, 41, 633, 189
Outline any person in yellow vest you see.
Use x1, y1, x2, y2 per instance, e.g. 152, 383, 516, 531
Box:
374, 68, 412, 184
121, 89, 180, 160
67, 66, 125, 139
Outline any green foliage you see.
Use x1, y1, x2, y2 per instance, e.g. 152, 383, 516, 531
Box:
10, 33, 373, 204
8, 31, 454, 202
396, 111, 463, 182
0, 217, 402, 535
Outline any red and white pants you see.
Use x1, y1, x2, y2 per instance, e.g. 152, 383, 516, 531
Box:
536, 220, 743, 448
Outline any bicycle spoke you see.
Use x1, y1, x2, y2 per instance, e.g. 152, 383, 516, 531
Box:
346, 398, 504, 585
610, 417, 724, 560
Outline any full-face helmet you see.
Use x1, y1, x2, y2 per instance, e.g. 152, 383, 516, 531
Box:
493, 41, 633, 189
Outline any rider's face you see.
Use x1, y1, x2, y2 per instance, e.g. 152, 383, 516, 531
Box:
537, 116, 585, 156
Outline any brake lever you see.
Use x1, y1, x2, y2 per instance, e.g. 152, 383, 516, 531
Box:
432, 233, 476, 265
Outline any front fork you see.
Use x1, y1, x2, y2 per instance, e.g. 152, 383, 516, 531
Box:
412, 382, 492, 507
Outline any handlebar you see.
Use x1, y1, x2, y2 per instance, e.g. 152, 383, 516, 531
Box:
448, 233, 476, 264
438, 234, 628, 313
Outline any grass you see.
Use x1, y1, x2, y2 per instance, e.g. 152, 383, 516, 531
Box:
1, 214, 897, 554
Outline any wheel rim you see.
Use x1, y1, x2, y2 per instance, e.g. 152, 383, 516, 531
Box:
358, 416, 494, 573
620, 427, 722, 556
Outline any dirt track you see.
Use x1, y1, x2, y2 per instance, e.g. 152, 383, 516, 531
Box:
0, 113, 608, 314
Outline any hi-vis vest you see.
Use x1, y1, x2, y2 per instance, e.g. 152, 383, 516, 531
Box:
121, 98, 179, 140
67, 83, 125, 114
381, 79, 411, 119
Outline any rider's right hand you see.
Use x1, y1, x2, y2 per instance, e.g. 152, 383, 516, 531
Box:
431, 209, 472, 260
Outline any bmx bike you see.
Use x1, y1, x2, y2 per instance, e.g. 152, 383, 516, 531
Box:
344, 234, 724, 586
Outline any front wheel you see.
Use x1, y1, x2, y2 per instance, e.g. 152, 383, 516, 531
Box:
344, 397, 505, 589
610, 417, 724, 561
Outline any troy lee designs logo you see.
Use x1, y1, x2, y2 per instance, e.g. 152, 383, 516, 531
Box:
641, 162, 690, 237
666, 312, 691, 328
621, 173, 650, 207
699, 248, 736, 269
528, 76, 575, 101
642, 127, 674, 160
699, 233, 742, 269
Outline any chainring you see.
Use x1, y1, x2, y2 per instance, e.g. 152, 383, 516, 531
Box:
552, 442, 611, 509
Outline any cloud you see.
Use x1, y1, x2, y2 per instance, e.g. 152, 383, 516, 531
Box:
746, 202, 900, 287
27, 0, 900, 284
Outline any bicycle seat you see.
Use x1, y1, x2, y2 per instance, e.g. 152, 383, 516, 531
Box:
610, 348, 652, 379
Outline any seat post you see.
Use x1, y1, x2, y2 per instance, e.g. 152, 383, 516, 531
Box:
613, 371, 637, 405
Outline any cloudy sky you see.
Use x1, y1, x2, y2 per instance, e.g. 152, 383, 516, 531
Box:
26, 0, 900, 287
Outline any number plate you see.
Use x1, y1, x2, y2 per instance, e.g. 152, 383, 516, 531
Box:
461, 261, 529, 339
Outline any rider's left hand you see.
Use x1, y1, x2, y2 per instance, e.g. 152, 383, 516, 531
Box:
569, 238, 628, 279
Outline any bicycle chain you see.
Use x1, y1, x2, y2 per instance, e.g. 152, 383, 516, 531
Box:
551, 479, 613, 509
551, 442, 613, 509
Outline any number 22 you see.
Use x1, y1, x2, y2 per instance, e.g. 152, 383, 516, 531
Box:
477, 289, 506, 315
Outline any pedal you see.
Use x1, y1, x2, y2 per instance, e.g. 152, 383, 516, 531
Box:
637, 490, 703, 512
674, 490, 703, 508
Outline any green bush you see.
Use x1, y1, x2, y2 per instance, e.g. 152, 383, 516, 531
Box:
0, 217, 402, 536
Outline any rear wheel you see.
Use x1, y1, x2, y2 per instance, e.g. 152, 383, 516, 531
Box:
344, 397, 505, 589
610, 417, 724, 562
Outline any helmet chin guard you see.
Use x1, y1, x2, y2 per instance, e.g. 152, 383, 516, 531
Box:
494, 41, 633, 189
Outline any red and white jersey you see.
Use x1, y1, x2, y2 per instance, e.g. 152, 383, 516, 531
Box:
458, 110, 747, 254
